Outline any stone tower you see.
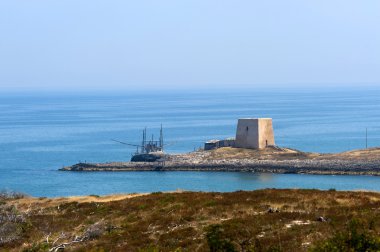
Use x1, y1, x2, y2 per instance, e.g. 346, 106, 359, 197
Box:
235, 118, 275, 149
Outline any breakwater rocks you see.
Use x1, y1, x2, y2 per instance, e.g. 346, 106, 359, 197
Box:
60, 147, 380, 175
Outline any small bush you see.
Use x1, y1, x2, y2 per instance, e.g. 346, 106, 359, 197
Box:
151, 191, 162, 195
83, 221, 107, 240
310, 219, 380, 252
138, 246, 159, 252
138, 204, 147, 210
0, 205, 28, 245
0, 190, 27, 200
205, 224, 237, 252
22, 242, 49, 252
204, 200, 217, 207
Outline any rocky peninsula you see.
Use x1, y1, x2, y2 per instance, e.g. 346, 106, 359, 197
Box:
60, 146, 380, 175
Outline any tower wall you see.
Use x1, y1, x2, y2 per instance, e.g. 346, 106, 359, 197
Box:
258, 118, 275, 148
235, 118, 274, 149
235, 119, 260, 149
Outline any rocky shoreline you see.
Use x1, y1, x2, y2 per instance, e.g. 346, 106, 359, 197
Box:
60, 147, 380, 175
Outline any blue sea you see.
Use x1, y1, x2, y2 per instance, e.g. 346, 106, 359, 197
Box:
1, 87, 380, 197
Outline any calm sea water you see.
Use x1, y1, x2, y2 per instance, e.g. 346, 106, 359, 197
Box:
1, 88, 380, 197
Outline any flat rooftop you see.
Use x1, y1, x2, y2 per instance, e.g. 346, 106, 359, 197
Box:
238, 118, 272, 120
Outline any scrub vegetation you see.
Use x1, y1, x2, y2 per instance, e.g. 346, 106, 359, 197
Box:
1, 189, 380, 251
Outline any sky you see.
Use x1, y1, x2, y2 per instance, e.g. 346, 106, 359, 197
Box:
0, 0, 379, 92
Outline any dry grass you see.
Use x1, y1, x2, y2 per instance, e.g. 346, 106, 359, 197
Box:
204, 147, 318, 161
323, 147, 380, 161
2, 189, 380, 251
203, 146, 380, 162
12, 193, 149, 211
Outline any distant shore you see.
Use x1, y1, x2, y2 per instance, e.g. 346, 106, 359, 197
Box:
60, 146, 380, 175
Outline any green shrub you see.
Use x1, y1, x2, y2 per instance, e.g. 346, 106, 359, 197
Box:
138, 204, 147, 210
22, 242, 49, 252
0, 190, 27, 200
151, 191, 163, 195
204, 200, 217, 207
205, 224, 237, 252
138, 246, 159, 252
310, 219, 380, 252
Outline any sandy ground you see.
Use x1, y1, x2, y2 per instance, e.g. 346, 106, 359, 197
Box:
8, 193, 148, 211
8, 190, 187, 211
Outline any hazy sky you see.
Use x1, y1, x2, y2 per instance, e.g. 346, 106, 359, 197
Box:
0, 1, 379, 92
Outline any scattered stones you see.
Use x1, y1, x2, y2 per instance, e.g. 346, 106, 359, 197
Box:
60, 147, 380, 175
285, 220, 311, 228
267, 207, 280, 213
257, 231, 265, 238
316, 216, 328, 222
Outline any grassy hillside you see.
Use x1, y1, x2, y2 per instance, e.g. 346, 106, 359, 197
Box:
2, 189, 380, 251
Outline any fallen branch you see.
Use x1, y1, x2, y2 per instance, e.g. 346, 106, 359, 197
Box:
49, 236, 86, 252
